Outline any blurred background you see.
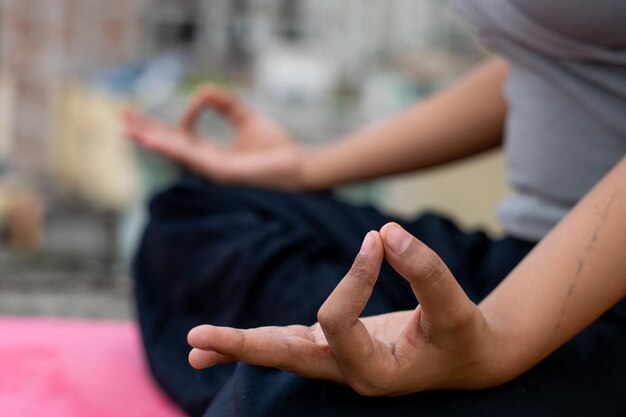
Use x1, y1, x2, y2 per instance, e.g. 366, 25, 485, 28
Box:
0, 0, 509, 320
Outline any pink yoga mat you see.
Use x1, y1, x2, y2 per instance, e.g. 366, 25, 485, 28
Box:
0, 317, 185, 417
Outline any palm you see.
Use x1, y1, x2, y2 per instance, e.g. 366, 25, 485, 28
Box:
189, 310, 415, 386
362, 311, 413, 343
188, 226, 492, 396
309, 310, 414, 361
234, 114, 293, 152
123, 85, 302, 189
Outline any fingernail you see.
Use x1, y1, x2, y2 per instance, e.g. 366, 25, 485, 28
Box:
359, 231, 376, 255
386, 225, 412, 254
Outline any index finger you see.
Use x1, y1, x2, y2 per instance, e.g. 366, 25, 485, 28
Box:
317, 232, 389, 381
180, 85, 250, 134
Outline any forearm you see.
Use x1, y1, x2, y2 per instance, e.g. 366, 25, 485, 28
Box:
481, 156, 626, 383
300, 57, 509, 190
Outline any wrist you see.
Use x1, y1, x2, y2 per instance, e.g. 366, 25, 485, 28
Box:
297, 145, 335, 191
476, 306, 528, 388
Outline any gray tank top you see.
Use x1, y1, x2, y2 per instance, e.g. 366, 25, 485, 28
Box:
454, 0, 626, 242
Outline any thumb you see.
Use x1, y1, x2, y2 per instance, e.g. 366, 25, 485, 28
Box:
380, 223, 474, 328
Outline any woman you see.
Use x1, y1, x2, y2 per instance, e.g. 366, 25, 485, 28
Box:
124, 1, 626, 416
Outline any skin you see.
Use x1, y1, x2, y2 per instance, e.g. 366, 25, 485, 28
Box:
123, 58, 508, 190
123, 57, 626, 395
185, 158, 626, 394
187, 225, 499, 395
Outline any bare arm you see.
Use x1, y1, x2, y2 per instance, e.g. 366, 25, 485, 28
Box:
187, 156, 626, 394
301, 57, 509, 189
481, 155, 626, 383
124, 58, 508, 191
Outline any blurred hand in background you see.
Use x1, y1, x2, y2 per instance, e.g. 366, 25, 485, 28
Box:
123, 84, 305, 190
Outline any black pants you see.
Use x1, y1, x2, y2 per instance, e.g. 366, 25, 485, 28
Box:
133, 177, 626, 417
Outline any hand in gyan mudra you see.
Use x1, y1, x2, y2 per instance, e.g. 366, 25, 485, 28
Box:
188, 223, 507, 396
122, 84, 304, 189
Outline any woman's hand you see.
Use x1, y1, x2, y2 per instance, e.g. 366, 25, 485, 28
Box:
122, 84, 307, 189
187, 223, 511, 396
